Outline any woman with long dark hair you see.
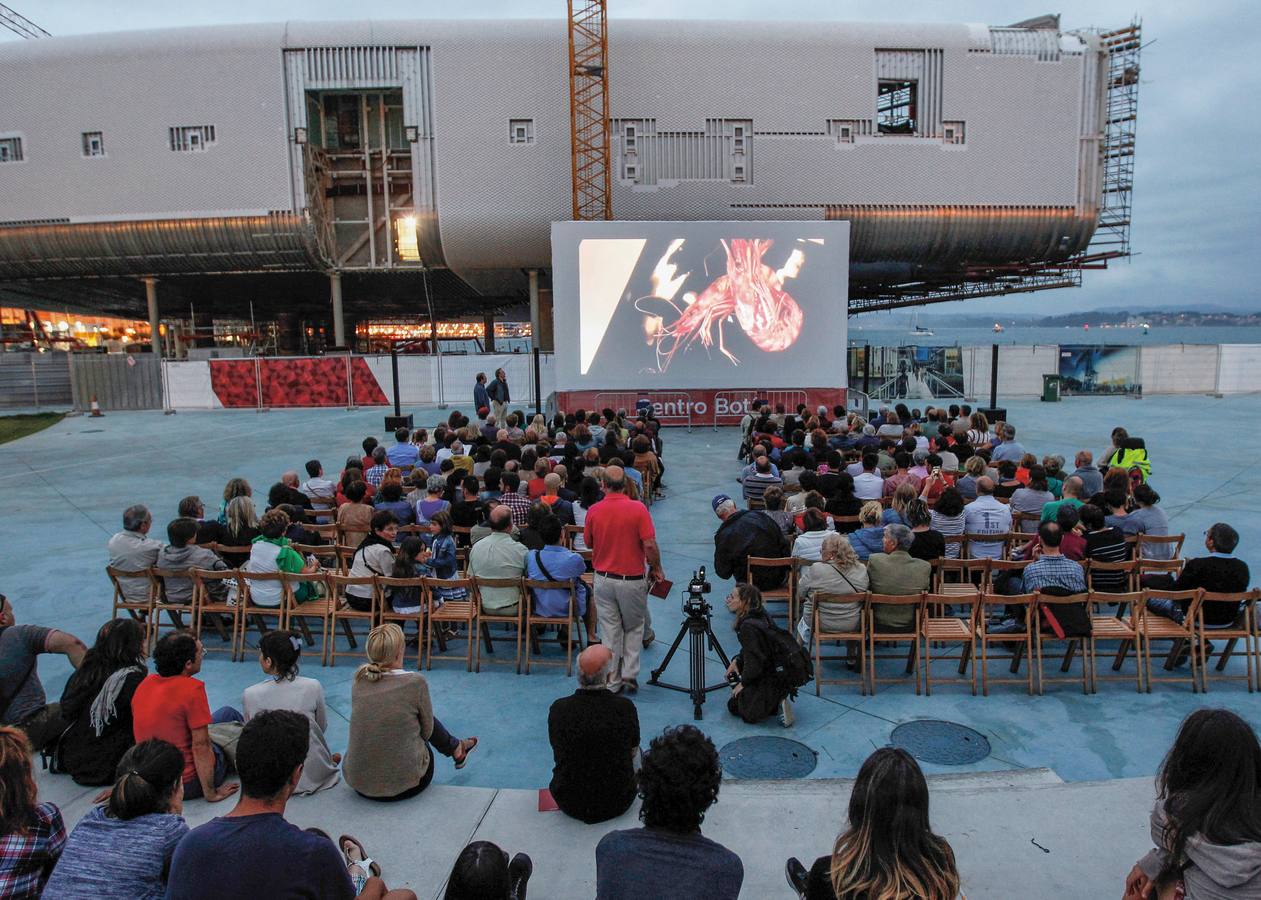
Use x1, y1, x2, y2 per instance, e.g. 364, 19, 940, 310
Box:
55, 617, 148, 785
0, 727, 65, 899
444, 841, 533, 900
723, 584, 794, 727
1125, 709, 1261, 900
42, 739, 188, 899
787, 747, 960, 899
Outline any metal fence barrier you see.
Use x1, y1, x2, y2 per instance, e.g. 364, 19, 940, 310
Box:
593, 391, 694, 430
711, 389, 808, 429
0, 352, 72, 409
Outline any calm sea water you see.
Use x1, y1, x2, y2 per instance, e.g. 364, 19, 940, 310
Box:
846, 323, 1261, 347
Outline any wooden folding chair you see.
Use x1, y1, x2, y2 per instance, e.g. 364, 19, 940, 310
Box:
295, 544, 342, 573
963, 533, 1006, 560
522, 579, 584, 676
747, 557, 796, 625
147, 567, 194, 649
375, 576, 427, 669
940, 534, 965, 559
810, 591, 867, 696
334, 545, 357, 573
452, 525, 474, 548
237, 571, 289, 651
562, 524, 585, 550
831, 515, 861, 534
934, 558, 989, 597
866, 593, 924, 695
1087, 591, 1144, 693
922, 591, 979, 695
1136, 558, 1184, 584
189, 568, 244, 660
1139, 589, 1203, 693
746, 497, 766, 510
976, 592, 1036, 695
305, 523, 339, 543
984, 559, 1031, 593
1137, 533, 1185, 560
107, 566, 155, 639
282, 571, 335, 664
1011, 510, 1041, 534
1085, 559, 1138, 596
473, 577, 526, 673
425, 576, 477, 671
1196, 590, 1257, 693
1033, 592, 1093, 695
326, 574, 379, 667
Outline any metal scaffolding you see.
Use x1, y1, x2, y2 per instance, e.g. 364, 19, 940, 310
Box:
567, 0, 612, 221
0, 4, 48, 39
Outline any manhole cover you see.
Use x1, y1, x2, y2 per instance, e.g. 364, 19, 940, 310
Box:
890, 720, 990, 765
719, 736, 817, 779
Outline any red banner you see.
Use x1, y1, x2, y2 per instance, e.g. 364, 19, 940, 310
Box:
209, 358, 388, 408
555, 387, 847, 427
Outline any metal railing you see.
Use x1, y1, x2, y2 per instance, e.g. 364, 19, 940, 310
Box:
711, 389, 808, 429
593, 391, 694, 430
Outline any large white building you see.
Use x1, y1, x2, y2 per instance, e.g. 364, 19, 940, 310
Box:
0, 15, 1138, 341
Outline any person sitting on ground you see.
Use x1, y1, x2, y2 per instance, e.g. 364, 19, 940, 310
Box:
107, 504, 163, 603
526, 515, 598, 644
468, 505, 529, 616
43, 738, 189, 900
964, 477, 1012, 560
1010, 466, 1054, 532
846, 501, 886, 562
724, 585, 796, 727
243, 630, 340, 795
167, 709, 415, 900
54, 617, 147, 786
373, 480, 415, 525
797, 533, 868, 666
786, 747, 959, 900
712, 495, 790, 591
905, 499, 945, 562
0, 593, 86, 752
1123, 483, 1173, 559
155, 517, 228, 606
1145, 523, 1250, 628
337, 480, 374, 549
242, 509, 321, 609
1125, 709, 1261, 900
131, 632, 242, 802
344, 510, 401, 612
386, 426, 420, 469
445, 841, 533, 900
793, 507, 833, 562
0, 727, 65, 899
548, 644, 640, 825
343, 624, 477, 802
595, 725, 743, 900
866, 525, 932, 630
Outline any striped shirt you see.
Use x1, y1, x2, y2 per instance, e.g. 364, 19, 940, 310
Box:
42, 806, 187, 900
930, 511, 966, 559
1085, 527, 1132, 592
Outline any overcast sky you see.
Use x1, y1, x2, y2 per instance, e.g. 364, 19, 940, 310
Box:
8, 2, 1260, 315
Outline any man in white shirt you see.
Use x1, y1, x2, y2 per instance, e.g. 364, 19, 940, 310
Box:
107, 504, 164, 601
298, 459, 337, 523
963, 477, 1012, 559
852, 453, 884, 501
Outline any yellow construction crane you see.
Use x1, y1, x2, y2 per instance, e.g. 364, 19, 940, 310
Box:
567, 1, 612, 221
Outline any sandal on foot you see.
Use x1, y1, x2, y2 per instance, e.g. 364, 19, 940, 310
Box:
453, 736, 479, 770
339, 834, 381, 879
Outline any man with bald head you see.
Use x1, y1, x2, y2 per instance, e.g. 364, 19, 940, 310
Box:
469, 504, 529, 615
547, 644, 640, 823
964, 475, 1012, 559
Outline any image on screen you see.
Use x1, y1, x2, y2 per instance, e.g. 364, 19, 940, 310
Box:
552, 221, 849, 390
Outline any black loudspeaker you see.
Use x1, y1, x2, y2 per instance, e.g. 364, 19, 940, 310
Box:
978, 407, 1006, 423
385, 414, 414, 430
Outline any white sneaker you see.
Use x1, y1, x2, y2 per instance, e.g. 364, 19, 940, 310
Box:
779, 698, 795, 728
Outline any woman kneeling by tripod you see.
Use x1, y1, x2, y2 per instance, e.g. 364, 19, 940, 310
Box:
724, 584, 811, 728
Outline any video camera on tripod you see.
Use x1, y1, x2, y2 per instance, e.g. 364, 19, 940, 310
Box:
649, 566, 730, 720
682, 566, 712, 617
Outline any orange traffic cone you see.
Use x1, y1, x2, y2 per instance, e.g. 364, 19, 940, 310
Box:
89, 394, 104, 417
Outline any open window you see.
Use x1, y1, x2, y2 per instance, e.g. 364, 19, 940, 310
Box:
0, 137, 24, 162
877, 80, 917, 135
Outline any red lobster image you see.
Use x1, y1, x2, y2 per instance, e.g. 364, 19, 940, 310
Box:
635, 239, 804, 372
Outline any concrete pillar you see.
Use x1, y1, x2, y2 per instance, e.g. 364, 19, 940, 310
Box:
144, 277, 160, 357
537, 287, 554, 352
330, 272, 346, 348
528, 269, 540, 352
483, 313, 496, 352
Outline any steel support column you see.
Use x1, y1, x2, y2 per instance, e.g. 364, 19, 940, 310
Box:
330, 272, 345, 348
144, 277, 160, 358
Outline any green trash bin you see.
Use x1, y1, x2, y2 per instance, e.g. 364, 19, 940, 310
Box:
1041, 374, 1061, 402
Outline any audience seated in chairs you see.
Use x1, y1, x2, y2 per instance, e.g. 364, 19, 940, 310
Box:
345, 510, 401, 611
156, 517, 228, 606
846, 501, 886, 561
242, 509, 322, 609
797, 533, 868, 651
786, 747, 959, 900
219, 495, 261, 568
0, 593, 86, 753
469, 506, 529, 616
547, 645, 639, 824
107, 504, 162, 602
866, 524, 932, 630
596, 725, 743, 900
343, 624, 476, 802
712, 494, 790, 591
1145, 522, 1250, 627
0, 726, 66, 899
526, 515, 598, 644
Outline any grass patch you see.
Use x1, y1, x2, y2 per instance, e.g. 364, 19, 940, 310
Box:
0, 412, 66, 445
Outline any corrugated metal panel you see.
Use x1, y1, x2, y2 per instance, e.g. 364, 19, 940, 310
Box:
988, 27, 1061, 62
0, 352, 72, 408
875, 49, 944, 137
69, 353, 162, 410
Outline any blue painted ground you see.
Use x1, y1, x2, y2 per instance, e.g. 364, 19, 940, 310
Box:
2, 395, 1257, 792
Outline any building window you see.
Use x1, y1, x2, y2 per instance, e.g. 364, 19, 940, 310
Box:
877, 80, 917, 134
732, 164, 746, 183
624, 123, 636, 150
623, 162, 637, 181
82, 132, 105, 157
509, 119, 534, 145
0, 137, 24, 163
732, 124, 745, 154
169, 125, 216, 152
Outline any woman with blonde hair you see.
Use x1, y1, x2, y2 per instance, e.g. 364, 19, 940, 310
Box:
0, 727, 65, 898
884, 481, 918, 527
787, 747, 959, 900
848, 501, 886, 561
343, 624, 477, 801
797, 532, 869, 664
219, 494, 261, 568
966, 411, 991, 449
956, 454, 987, 500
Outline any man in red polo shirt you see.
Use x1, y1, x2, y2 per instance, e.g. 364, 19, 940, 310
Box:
583, 466, 663, 694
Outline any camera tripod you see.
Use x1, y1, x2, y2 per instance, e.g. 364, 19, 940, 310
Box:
648, 606, 732, 720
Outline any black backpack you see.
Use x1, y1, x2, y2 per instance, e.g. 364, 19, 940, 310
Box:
759, 614, 814, 694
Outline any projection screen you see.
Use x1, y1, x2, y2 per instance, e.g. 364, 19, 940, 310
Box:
551, 221, 849, 391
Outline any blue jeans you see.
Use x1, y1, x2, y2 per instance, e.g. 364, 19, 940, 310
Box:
183, 706, 243, 799
1146, 598, 1185, 625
